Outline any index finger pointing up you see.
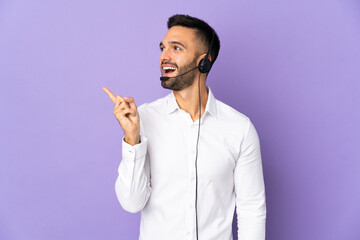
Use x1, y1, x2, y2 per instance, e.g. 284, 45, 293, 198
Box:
102, 86, 116, 103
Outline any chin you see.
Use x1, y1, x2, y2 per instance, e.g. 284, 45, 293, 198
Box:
161, 81, 175, 90
161, 80, 181, 91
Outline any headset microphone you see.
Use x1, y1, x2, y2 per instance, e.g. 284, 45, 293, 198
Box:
160, 66, 199, 81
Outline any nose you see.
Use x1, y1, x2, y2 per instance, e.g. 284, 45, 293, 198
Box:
160, 48, 171, 64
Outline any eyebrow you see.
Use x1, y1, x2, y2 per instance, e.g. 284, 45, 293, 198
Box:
159, 41, 186, 49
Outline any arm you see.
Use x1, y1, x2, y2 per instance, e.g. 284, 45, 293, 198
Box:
102, 86, 151, 213
115, 130, 151, 213
234, 120, 266, 239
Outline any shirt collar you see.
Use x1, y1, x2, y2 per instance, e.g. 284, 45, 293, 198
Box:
167, 86, 217, 118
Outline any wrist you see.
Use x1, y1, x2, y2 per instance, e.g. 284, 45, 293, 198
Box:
124, 135, 140, 146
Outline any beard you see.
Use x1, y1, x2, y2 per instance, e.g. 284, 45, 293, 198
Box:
161, 59, 198, 91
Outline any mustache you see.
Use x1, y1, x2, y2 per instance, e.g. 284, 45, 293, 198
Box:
161, 61, 178, 68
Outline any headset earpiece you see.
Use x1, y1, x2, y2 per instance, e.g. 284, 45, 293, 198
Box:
198, 57, 212, 73
197, 30, 215, 74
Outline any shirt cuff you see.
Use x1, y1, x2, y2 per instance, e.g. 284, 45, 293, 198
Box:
122, 135, 148, 161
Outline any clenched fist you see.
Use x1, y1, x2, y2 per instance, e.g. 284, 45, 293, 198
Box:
102, 86, 140, 146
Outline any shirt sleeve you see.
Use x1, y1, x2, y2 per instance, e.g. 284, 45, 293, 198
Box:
114, 118, 151, 213
234, 120, 266, 239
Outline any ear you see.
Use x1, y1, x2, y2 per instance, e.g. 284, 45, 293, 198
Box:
196, 53, 212, 66
196, 53, 211, 65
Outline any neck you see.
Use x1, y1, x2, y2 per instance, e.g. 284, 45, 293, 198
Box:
173, 76, 208, 122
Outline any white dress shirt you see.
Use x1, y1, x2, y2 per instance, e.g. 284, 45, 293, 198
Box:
115, 87, 266, 240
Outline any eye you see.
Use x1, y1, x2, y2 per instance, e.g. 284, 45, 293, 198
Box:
160, 47, 164, 51
174, 46, 181, 51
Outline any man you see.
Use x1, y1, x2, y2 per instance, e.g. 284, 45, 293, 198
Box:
103, 14, 266, 240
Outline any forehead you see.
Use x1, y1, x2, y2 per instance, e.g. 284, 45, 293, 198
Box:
161, 26, 198, 46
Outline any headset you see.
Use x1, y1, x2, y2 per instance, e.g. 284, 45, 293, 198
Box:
194, 29, 215, 240
198, 30, 215, 74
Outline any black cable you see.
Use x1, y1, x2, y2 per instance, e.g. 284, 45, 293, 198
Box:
195, 72, 201, 240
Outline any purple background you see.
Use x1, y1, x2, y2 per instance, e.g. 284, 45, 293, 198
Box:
1, 0, 359, 239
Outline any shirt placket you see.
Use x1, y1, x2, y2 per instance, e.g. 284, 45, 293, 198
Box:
185, 121, 200, 240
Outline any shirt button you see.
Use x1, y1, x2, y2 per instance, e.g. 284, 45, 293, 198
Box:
191, 177, 195, 181
186, 232, 190, 235
188, 204, 192, 208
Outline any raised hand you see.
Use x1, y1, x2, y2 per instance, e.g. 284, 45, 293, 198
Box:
102, 86, 140, 146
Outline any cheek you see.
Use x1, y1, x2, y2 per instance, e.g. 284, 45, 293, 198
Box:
177, 54, 194, 66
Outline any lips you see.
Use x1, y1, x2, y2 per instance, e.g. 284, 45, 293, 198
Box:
161, 64, 177, 77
